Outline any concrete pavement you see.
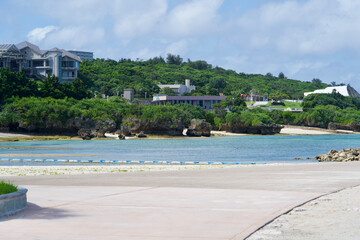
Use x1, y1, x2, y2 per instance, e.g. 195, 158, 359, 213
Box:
1, 162, 360, 239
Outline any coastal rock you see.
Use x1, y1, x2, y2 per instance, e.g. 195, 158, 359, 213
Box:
115, 126, 132, 137
328, 122, 360, 132
315, 148, 360, 162
123, 117, 184, 136
223, 123, 283, 135
14, 116, 117, 139
186, 119, 211, 137
136, 131, 147, 138
77, 128, 95, 140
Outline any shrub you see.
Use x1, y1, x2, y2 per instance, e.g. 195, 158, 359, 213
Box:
0, 181, 17, 195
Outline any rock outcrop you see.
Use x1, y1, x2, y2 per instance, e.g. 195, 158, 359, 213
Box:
223, 123, 283, 135
123, 117, 184, 136
328, 122, 360, 132
136, 131, 147, 138
315, 148, 360, 162
186, 119, 211, 137
14, 117, 116, 140
115, 126, 132, 139
77, 128, 95, 140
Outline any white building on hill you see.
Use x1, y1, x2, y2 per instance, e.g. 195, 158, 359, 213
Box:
304, 85, 360, 98
158, 79, 196, 95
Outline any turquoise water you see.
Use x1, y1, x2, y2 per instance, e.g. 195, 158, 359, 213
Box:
0, 135, 360, 165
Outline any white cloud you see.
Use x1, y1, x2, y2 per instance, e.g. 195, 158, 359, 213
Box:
233, 0, 360, 55
44, 27, 105, 48
112, 0, 168, 39
27, 26, 58, 43
163, 0, 223, 37
165, 40, 188, 55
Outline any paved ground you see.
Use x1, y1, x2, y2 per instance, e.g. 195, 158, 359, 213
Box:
249, 185, 360, 240
1, 162, 360, 239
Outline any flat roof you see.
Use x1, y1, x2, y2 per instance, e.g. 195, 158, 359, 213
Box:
153, 95, 226, 101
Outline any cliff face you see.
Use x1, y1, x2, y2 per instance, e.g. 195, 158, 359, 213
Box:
222, 123, 283, 135
7, 117, 116, 138
328, 122, 360, 132
123, 117, 184, 136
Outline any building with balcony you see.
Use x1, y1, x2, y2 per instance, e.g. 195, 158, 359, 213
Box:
152, 95, 226, 111
0, 44, 25, 72
0, 41, 84, 83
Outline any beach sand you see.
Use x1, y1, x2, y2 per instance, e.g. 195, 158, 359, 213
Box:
248, 185, 360, 240
280, 125, 355, 135
0, 164, 248, 176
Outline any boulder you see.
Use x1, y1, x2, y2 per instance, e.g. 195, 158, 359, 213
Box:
77, 128, 95, 140
136, 131, 147, 138
118, 133, 126, 140
315, 148, 360, 162
115, 126, 132, 137
186, 119, 211, 137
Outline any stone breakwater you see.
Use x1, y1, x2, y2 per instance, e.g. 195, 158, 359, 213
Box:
315, 148, 360, 162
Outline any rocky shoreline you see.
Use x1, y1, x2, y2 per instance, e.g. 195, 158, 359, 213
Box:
2, 116, 283, 140
316, 148, 360, 162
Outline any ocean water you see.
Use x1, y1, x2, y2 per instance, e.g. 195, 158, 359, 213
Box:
0, 134, 360, 165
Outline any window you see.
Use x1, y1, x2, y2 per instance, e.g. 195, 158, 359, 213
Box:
33, 60, 44, 67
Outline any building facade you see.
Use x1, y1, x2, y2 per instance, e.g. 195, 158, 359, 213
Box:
158, 79, 196, 95
68, 50, 94, 61
153, 95, 226, 111
123, 89, 134, 102
0, 41, 84, 83
0, 44, 24, 72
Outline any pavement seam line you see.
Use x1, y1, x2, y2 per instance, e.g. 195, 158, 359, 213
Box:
35, 186, 159, 209
237, 183, 360, 240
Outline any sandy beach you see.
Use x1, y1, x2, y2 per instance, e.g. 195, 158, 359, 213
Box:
0, 164, 244, 176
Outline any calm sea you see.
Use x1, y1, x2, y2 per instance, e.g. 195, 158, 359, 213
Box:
0, 134, 360, 165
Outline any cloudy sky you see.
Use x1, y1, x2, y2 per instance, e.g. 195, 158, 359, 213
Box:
1, 0, 360, 90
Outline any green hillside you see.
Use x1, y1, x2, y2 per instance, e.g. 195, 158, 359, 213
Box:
79, 56, 328, 99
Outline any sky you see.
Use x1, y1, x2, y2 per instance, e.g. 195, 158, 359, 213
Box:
1, 0, 360, 90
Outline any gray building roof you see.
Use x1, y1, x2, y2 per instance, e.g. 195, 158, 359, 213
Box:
2, 41, 83, 62
0, 44, 20, 52
44, 48, 82, 62
16, 41, 42, 55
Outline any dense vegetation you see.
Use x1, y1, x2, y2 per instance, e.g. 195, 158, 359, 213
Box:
0, 97, 206, 131
79, 56, 327, 99
302, 91, 360, 110
0, 181, 17, 195
0, 96, 280, 133
0, 68, 90, 105
267, 93, 360, 129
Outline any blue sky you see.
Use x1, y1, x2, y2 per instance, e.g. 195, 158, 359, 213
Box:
1, 0, 360, 90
